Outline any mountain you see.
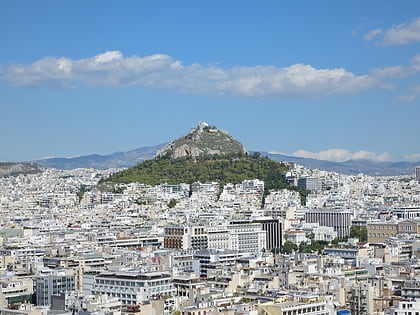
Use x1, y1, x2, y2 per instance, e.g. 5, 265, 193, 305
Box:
0, 162, 44, 177
34, 144, 163, 170
155, 122, 247, 159
264, 152, 418, 176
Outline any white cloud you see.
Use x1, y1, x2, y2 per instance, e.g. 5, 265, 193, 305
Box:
292, 149, 393, 162
0, 51, 375, 97
371, 54, 420, 78
395, 84, 420, 103
404, 153, 420, 162
364, 28, 383, 41
397, 94, 416, 103
268, 151, 289, 156
382, 17, 420, 45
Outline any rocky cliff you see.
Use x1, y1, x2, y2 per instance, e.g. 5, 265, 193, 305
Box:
155, 122, 247, 159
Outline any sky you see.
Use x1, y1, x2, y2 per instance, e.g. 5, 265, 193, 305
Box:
0, 1, 419, 163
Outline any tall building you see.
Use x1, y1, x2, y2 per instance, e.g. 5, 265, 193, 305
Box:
35, 270, 75, 306
298, 177, 323, 192
251, 217, 282, 251
305, 209, 351, 239
416, 166, 420, 183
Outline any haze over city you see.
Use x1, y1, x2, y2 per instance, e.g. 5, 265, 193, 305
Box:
0, 1, 419, 163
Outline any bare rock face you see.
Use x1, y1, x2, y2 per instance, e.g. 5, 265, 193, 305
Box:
156, 122, 247, 159
0, 162, 44, 177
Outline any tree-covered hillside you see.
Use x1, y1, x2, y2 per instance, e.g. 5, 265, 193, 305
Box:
103, 152, 308, 204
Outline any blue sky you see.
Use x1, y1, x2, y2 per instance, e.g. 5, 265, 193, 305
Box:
1, 1, 419, 163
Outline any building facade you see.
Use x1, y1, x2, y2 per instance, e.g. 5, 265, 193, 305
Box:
35, 270, 75, 306
91, 271, 175, 305
305, 209, 351, 239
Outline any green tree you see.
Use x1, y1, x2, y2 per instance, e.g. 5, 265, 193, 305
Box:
331, 238, 340, 246
168, 198, 178, 208
282, 240, 298, 254
101, 153, 311, 203
350, 225, 368, 242
306, 232, 315, 240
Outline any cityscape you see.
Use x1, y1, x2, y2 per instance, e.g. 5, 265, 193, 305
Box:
1, 2, 420, 315
0, 122, 420, 315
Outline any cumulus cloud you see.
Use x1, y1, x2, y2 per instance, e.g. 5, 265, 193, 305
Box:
382, 17, 420, 45
364, 28, 383, 41
292, 149, 393, 162
371, 54, 420, 78
0, 51, 375, 97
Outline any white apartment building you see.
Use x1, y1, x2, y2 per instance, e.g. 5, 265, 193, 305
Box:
313, 226, 338, 242
207, 226, 230, 250
259, 296, 334, 315
91, 271, 175, 305
207, 222, 267, 253
390, 299, 420, 315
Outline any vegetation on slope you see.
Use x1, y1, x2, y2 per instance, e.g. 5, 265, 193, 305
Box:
103, 152, 308, 204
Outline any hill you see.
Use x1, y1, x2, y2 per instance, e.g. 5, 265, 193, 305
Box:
156, 122, 247, 159
103, 153, 307, 203
0, 162, 44, 177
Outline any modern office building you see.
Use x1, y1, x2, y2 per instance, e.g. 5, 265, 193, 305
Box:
35, 270, 75, 306
91, 271, 175, 305
252, 217, 282, 251
192, 249, 244, 278
416, 166, 420, 183
298, 177, 323, 192
305, 209, 351, 239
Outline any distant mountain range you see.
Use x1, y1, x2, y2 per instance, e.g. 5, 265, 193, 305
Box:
264, 152, 418, 176
29, 124, 418, 176
34, 144, 163, 170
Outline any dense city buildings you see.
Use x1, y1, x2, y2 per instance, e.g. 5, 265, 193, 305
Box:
0, 163, 419, 314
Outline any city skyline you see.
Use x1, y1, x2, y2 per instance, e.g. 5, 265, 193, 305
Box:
0, 1, 419, 163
